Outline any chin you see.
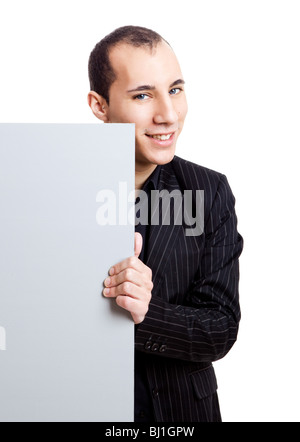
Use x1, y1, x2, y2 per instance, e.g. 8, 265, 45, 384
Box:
153, 151, 175, 165
140, 146, 177, 167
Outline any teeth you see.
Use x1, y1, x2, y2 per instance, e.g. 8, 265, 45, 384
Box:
150, 134, 172, 141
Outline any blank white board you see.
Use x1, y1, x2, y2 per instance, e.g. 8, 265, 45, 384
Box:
0, 123, 135, 422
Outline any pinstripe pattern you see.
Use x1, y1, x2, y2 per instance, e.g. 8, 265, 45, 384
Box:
135, 156, 243, 422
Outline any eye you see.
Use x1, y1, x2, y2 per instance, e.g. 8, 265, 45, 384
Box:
133, 94, 149, 101
169, 88, 182, 95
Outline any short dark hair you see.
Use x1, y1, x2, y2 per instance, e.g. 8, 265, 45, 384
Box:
88, 26, 169, 104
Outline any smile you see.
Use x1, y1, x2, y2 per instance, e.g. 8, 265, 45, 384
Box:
151, 134, 172, 141
146, 133, 174, 141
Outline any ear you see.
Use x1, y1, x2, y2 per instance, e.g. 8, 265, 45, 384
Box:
87, 91, 109, 122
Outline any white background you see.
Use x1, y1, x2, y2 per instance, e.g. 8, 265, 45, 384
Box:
1, 0, 299, 422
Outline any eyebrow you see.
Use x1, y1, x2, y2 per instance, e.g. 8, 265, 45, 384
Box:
127, 79, 185, 93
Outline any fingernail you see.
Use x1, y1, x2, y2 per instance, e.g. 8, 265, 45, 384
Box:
105, 277, 111, 286
109, 267, 115, 276
103, 288, 110, 296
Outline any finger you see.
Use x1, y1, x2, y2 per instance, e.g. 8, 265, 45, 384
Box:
135, 232, 143, 258
109, 255, 148, 277
103, 281, 146, 300
104, 267, 150, 289
115, 296, 148, 324
116, 295, 137, 312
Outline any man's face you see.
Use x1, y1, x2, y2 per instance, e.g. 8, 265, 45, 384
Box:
105, 41, 188, 169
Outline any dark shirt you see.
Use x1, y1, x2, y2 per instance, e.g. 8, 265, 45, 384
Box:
134, 165, 161, 422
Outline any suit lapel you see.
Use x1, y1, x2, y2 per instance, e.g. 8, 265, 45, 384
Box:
145, 162, 182, 297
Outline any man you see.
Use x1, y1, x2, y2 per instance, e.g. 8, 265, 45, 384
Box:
88, 26, 243, 422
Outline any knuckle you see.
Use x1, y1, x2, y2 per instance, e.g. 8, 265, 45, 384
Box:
122, 296, 131, 310
125, 268, 133, 280
128, 256, 135, 267
131, 256, 139, 267
122, 281, 131, 294
145, 278, 153, 291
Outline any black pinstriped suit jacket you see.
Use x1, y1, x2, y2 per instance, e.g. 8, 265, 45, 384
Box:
135, 155, 243, 422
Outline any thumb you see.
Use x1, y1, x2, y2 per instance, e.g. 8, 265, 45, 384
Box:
134, 232, 143, 258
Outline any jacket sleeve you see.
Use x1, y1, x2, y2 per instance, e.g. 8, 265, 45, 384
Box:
135, 174, 244, 363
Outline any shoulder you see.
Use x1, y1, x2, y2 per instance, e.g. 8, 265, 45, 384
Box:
168, 156, 237, 216
170, 155, 227, 195
172, 155, 222, 179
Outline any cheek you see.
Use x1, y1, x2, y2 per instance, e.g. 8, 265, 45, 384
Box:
134, 110, 153, 136
108, 99, 147, 124
178, 100, 188, 121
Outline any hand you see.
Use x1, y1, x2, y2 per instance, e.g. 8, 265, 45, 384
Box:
103, 233, 153, 324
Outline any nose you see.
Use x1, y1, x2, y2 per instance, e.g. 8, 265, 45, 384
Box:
153, 94, 178, 126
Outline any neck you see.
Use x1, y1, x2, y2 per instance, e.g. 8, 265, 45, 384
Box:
135, 163, 157, 190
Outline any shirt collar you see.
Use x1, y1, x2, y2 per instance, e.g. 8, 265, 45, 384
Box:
142, 165, 161, 192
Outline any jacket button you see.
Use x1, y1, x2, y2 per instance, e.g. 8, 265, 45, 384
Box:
159, 345, 167, 353
152, 388, 159, 398
144, 341, 152, 351
151, 343, 160, 352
